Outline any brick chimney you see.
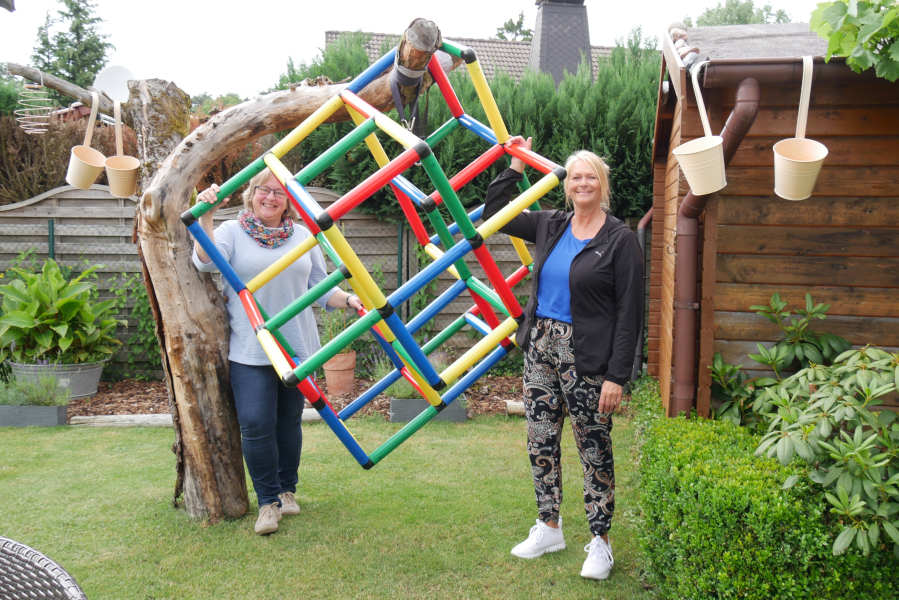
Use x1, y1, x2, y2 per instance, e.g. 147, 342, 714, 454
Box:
528, 0, 591, 85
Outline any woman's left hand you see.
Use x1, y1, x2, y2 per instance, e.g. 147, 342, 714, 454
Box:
598, 380, 623, 414
346, 294, 364, 311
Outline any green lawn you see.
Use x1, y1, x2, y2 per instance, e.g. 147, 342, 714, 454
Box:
0, 414, 652, 599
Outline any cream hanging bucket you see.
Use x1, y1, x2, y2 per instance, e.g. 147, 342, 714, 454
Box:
672, 61, 726, 195
103, 99, 140, 198
65, 91, 106, 189
773, 56, 828, 201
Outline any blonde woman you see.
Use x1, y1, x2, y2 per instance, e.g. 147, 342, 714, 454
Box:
483, 137, 643, 580
193, 170, 363, 535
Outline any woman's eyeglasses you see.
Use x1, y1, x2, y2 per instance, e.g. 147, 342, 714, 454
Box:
254, 185, 287, 199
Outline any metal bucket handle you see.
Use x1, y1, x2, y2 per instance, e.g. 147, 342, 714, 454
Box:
690, 60, 713, 138
82, 91, 100, 147
795, 56, 813, 140
112, 99, 124, 156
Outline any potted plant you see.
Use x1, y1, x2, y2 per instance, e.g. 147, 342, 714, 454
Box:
319, 302, 359, 398
0, 258, 122, 399
0, 374, 71, 426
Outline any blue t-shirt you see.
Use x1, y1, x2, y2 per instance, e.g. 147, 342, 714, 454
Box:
535, 222, 590, 323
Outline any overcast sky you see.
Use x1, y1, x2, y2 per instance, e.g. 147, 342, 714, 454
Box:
3, 0, 821, 98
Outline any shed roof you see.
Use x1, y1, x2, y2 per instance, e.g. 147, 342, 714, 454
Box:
325, 30, 612, 81
683, 23, 827, 61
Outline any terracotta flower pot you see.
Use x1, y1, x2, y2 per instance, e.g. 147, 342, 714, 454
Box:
323, 351, 356, 397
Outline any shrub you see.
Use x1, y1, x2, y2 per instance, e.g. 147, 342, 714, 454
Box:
638, 416, 898, 599
0, 374, 69, 406
754, 347, 899, 557
709, 293, 850, 427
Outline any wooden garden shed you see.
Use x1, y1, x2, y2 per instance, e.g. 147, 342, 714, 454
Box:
647, 23, 899, 417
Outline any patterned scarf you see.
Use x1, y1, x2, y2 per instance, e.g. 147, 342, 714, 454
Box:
238, 209, 294, 249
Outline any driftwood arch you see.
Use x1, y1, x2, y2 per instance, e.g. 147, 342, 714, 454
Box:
8, 19, 458, 521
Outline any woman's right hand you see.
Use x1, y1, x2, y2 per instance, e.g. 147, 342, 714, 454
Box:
197, 184, 227, 209
508, 136, 533, 173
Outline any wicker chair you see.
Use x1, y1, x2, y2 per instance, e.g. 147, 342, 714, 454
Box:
0, 536, 86, 599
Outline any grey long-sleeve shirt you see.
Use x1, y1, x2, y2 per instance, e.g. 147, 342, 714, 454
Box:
192, 220, 336, 366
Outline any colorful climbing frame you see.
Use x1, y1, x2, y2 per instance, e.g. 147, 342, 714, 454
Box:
182, 39, 565, 469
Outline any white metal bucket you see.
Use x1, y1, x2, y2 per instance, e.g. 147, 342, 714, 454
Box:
773, 56, 828, 201
65, 92, 106, 189
672, 61, 726, 195
104, 99, 140, 198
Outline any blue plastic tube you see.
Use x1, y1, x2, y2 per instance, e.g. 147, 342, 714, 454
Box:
346, 49, 397, 94
188, 222, 245, 293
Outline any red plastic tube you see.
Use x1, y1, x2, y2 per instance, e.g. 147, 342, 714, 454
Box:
390, 182, 431, 246
472, 245, 522, 318
239, 290, 265, 329
429, 144, 504, 206
328, 146, 422, 220
505, 142, 558, 175
428, 54, 464, 118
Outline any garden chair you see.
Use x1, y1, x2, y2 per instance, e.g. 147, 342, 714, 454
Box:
0, 536, 86, 599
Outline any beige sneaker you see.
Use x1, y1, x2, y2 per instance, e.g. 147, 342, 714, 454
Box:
279, 491, 301, 516
254, 502, 281, 535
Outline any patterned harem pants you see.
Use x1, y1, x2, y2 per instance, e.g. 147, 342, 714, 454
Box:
523, 317, 615, 537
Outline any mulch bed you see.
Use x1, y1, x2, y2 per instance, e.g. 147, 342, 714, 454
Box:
67, 375, 523, 421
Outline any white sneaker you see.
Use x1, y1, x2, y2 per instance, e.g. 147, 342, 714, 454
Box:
510, 518, 566, 559
580, 536, 613, 580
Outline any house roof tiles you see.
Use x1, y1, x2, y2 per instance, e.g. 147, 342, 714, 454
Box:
325, 30, 612, 81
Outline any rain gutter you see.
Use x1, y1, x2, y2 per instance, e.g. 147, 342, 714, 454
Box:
670, 76, 760, 416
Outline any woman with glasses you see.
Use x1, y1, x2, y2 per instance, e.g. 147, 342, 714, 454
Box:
192, 169, 364, 535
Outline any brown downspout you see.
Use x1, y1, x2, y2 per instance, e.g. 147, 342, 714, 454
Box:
670, 77, 760, 416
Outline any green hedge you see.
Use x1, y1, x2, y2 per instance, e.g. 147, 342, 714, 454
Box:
638, 416, 898, 599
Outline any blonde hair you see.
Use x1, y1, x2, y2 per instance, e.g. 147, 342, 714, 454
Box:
241, 169, 299, 220
563, 150, 611, 212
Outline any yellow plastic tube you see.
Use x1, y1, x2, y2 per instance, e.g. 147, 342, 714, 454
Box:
478, 172, 559, 239
256, 329, 295, 380
348, 105, 391, 168
270, 95, 346, 158
246, 235, 318, 293
466, 60, 510, 144
441, 317, 518, 385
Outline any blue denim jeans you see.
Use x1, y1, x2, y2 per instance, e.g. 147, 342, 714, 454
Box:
229, 361, 304, 507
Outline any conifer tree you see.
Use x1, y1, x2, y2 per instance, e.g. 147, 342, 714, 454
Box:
31, 0, 114, 104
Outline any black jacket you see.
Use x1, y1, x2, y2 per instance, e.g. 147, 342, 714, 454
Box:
484, 168, 643, 384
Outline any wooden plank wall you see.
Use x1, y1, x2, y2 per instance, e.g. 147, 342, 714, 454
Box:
648, 94, 683, 412
688, 71, 899, 411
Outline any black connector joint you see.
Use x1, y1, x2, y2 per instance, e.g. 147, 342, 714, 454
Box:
466, 232, 484, 250
376, 302, 395, 320
413, 141, 432, 161
181, 209, 197, 227
315, 211, 334, 231
283, 371, 299, 387
420, 196, 437, 213
432, 379, 446, 392
339, 264, 351, 279
461, 48, 477, 64
553, 166, 567, 182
